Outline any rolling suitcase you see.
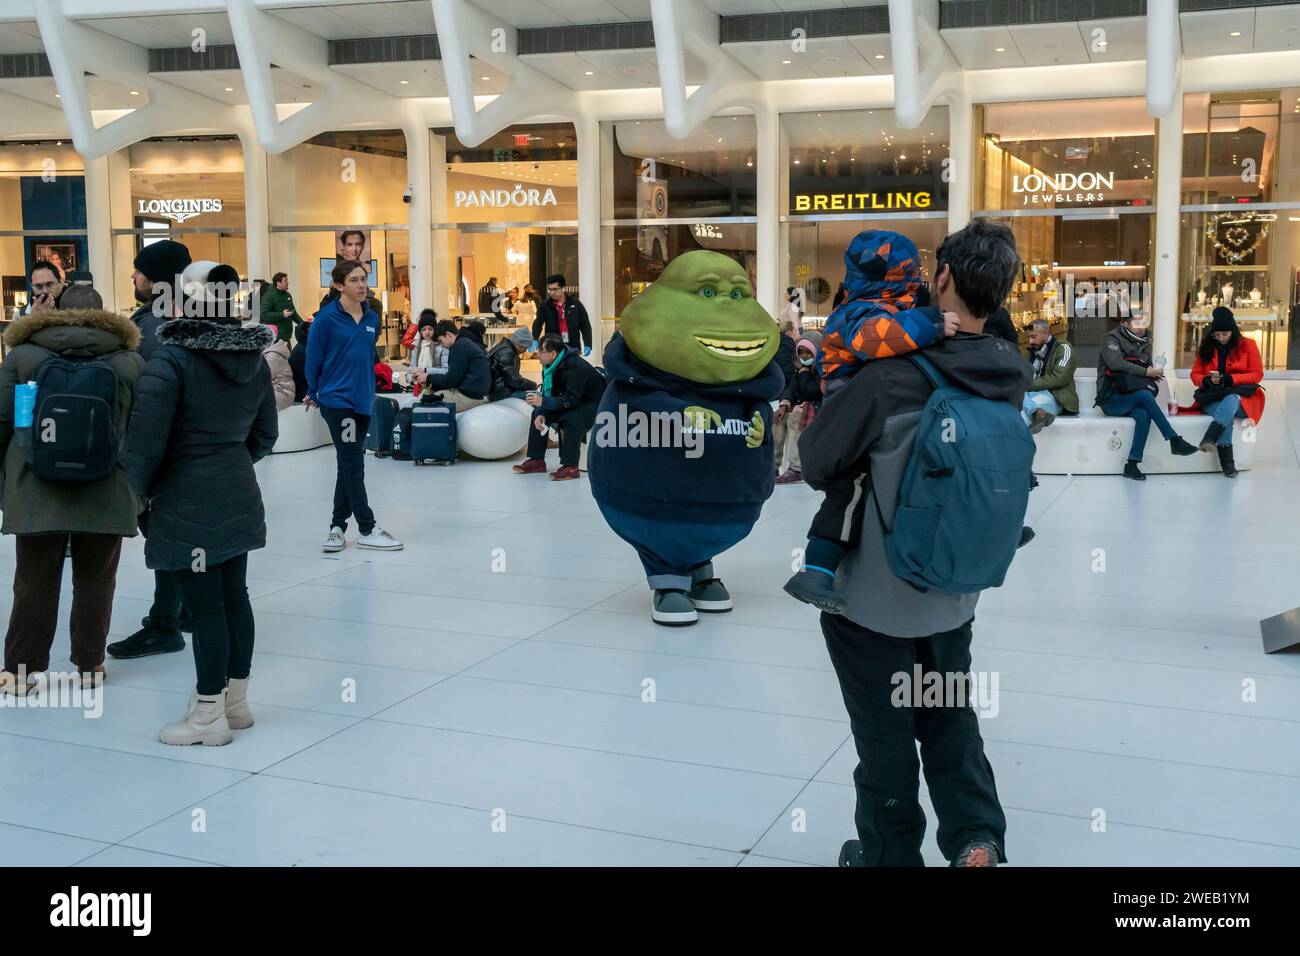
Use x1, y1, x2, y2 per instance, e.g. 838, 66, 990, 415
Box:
365, 396, 399, 457
410, 400, 457, 465
391, 407, 413, 461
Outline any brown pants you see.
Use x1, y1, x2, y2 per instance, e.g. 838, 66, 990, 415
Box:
3, 533, 123, 674
773, 403, 806, 473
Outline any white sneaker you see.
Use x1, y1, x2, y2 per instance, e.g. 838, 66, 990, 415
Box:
322, 526, 346, 552
358, 527, 403, 551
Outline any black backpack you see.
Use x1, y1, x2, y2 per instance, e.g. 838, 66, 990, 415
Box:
27, 353, 124, 483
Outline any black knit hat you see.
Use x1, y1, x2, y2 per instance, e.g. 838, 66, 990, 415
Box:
417, 310, 439, 331
134, 239, 192, 285
1211, 306, 1237, 333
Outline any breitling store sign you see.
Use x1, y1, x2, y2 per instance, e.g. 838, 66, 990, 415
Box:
791, 190, 933, 213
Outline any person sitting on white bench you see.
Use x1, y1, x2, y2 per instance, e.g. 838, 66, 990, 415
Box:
1187, 307, 1264, 479
1096, 313, 1199, 481
1022, 318, 1077, 434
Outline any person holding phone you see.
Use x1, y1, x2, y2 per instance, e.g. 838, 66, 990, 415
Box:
23, 259, 65, 315
1187, 307, 1264, 478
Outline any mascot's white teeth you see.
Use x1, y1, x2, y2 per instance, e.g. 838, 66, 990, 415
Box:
694, 336, 766, 357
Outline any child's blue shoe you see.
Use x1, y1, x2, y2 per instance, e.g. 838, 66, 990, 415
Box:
783, 568, 846, 614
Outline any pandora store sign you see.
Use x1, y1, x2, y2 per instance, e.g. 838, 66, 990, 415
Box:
1012, 171, 1114, 206
137, 198, 224, 223
454, 184, 559, 209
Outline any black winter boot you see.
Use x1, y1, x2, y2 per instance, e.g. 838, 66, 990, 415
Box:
1169, 434, 1199, 456
1123, 460, 1146, 481
1218, 444, 1238, 478
1198, 422, 1226, 453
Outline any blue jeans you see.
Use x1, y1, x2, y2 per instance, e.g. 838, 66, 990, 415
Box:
1202, 393, 1246, 446
1100, 389, 1177, 463
1021, 390, 1062, 425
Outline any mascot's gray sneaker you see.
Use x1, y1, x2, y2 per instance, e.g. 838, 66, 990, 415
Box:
688, 578, 732, 612
783, 569, 847, 614
652, 589, 698, 626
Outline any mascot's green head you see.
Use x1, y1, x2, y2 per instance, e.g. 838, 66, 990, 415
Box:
620, 250, 778, 385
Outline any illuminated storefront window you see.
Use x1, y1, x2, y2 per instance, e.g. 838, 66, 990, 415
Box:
268, 129, 410, 355
975, 98, 1156, 364
782, 107, 949, 324
0, 140, 86, 317
602, 116, 757, 317
1178, 90, 1300, 370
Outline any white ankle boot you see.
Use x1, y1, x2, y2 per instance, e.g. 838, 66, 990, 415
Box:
160, 690, 233, 746
225, 678, 254, 730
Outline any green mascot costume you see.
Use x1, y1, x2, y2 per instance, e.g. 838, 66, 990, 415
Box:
589, 250, 784, 625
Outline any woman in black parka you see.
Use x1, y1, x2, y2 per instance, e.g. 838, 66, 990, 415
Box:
125, 262, 278, 747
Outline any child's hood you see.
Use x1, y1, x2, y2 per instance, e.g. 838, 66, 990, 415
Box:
842, 230, 923, 305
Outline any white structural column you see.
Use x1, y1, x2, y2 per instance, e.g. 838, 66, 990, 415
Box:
755, 98, 781, 319
651, 0, 754, 139
403, 115, 433, 313
945, 77, 972, 234
1153, 88, 1184, 369
83, 155, 115, 310
240, 126, 270, 282
577, 111, 603, 354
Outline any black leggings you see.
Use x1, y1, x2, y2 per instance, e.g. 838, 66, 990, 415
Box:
171, 553, 255, 697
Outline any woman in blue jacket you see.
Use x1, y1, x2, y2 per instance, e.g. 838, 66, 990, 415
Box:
305, 260, 403, 553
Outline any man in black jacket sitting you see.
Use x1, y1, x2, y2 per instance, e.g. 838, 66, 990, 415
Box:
512, 334, 606, 481
413, 320, 490, 412
488, 326, 538, 402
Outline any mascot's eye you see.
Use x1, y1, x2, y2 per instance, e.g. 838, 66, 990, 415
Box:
728, 289, 743, 300
698, 287, 716, 298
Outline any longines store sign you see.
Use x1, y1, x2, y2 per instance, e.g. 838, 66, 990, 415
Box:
791, 190, 933, 213
1011, 171, 1114, 206
137, 198, 223, 223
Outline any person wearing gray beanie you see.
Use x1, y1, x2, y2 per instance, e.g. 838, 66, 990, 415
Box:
487, 322, 539, 402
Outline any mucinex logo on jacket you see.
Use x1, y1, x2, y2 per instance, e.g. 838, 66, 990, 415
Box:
50, 887, 151, 936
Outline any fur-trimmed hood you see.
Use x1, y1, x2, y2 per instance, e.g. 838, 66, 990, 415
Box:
3, 308, 141, 352
156, 319, 276, 385
158, 319, 275, 353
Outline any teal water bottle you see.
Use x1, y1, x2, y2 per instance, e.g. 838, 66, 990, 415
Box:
14, 380, 36, 451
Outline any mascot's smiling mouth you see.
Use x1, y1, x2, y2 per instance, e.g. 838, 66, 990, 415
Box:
694, 335, 769, 357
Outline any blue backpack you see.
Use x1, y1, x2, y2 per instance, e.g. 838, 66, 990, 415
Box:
878, 355, 1035, 594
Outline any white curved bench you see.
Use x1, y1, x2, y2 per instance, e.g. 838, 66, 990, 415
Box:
272, 403, 332, 454
1032, 372, 1256, 474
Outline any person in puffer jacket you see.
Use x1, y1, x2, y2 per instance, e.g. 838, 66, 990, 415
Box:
589, 250, 783, 627
124, 263, 278, 748
262, 328, 294, 411
773, 330, 824, 485
785, 230, 957, 611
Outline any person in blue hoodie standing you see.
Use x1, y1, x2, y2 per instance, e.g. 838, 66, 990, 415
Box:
306, 260, 403, 554
589, 250, 783, 626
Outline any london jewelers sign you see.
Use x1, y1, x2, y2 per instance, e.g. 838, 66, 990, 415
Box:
1012, 171, 1114, 206
454, 184, 558, 209
136, 198, 223, 223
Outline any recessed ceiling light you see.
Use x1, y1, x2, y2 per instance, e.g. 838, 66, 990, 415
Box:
400, 80, 409, 85
781, 59, 791, 65
584, 70, 594, 75
225, 87, 234, 92
994, 47, 1006, 53
480, 76, 489, 81
129, 90, 140, 95
874, 54, 884, 60
55, 93, 60, 98
1229, 31, 1241, 37
793, 158, 801, 165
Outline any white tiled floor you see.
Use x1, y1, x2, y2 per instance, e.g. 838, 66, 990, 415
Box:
3, 385, 1300, 867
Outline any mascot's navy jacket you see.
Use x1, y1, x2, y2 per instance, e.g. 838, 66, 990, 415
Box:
588, 334, 784, 525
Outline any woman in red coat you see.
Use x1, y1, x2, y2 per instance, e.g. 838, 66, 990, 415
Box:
1188, 307, 1264, 478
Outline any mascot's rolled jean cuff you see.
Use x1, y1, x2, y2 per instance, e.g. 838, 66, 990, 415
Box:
596, 503, 762, 591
